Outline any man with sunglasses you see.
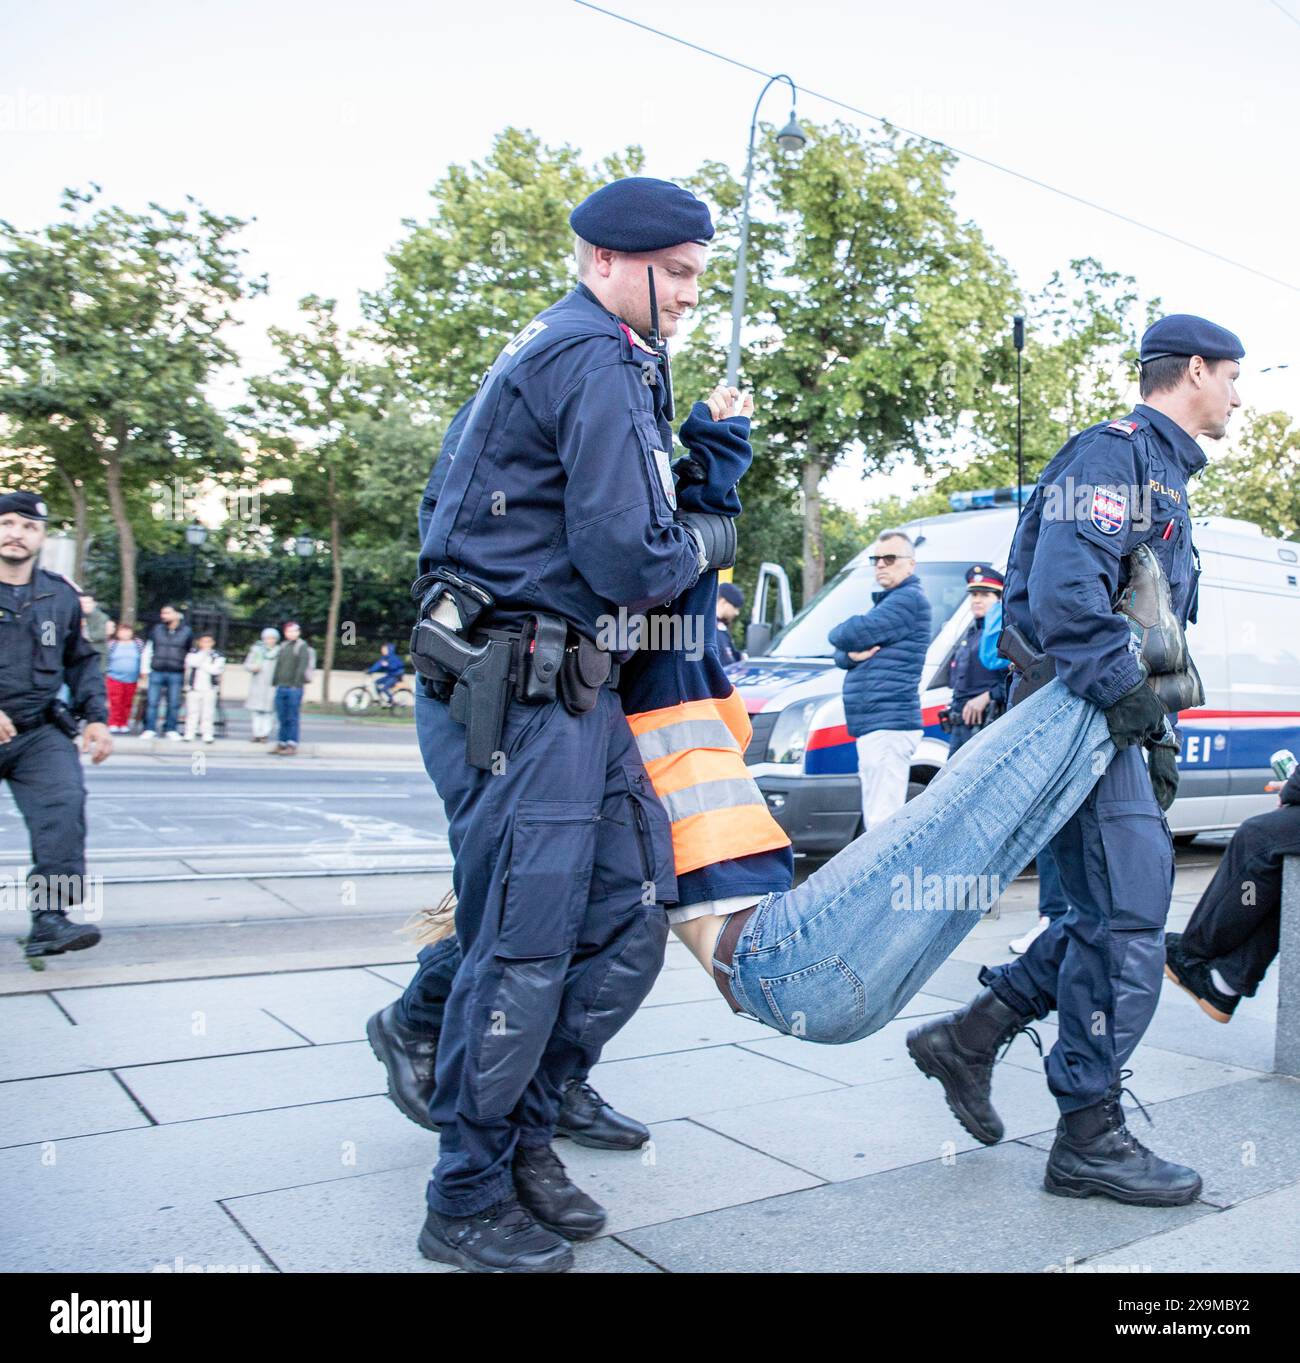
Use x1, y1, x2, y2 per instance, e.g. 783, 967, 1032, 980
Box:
829, 531, 932, 833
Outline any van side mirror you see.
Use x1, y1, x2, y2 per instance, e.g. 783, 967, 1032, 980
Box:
745, 621, 773, 656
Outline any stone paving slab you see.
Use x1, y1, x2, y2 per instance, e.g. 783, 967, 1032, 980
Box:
0, 1201, 271, 1274
117, 1041, 385, 1124
94, 880, 305, 927
0, 1095, 428, 1230
738, 1015, 942, 1088
587, 1043, 845, 1125
1019, 1076, 1300, 1209
596, 997, 776, 1062
0, 994, 96, 1081
1110, 1182, 1300, 1272
619, 1140, 1210, 1273
0, 1071, 150, 1147
640, 964, 726, 1008
250, 873, 452, 917
225, 1164, 662, 1272
1123, 986, 1278, 1073
694, 1065, 1062, 1182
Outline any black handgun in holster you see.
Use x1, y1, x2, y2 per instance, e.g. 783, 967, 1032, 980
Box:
409, 568, 511, 771
937, 705, 953, 733
46, 699, 81, 739
997, 623, 1057, 705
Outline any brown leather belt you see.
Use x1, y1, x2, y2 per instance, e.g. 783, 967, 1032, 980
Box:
711, 904, 758, 1014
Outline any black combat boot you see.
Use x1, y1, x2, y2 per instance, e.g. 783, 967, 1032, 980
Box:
418, 1197, 574, 1273
906, 988, 1037, 1144
556, 1077, 650, 1151
365, 1002, 438, 1131
24, 911, 101, 958
512, 1143, 607, 1240
1044, 1088, 1202, 1207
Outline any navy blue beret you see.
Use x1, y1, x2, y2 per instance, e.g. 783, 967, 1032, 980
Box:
1139, 314, 1244, 364
570, 177, 714, 253
0, 489, 49, 520
718, 582, 745, 608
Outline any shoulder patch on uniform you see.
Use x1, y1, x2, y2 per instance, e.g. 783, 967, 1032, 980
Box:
618, 322, 657, 356
501, 319, 547, 357
1090, 486, 1128, 535
1106, 419, 1139, 437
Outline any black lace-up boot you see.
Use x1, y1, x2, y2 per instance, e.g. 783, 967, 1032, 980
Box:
366, 1002, 438, 1131
906, 988, 1038, 1144
513, 1144, 607, 1240
1044, 1081, 1202, 1207
418, 1197, 574, 1273
556, 1077, 649, 1150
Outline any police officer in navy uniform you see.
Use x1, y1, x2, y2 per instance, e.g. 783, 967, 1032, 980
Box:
369, 394, 658, 1157
0, 491, 113, 957
378, 178, 729, 1273
910, 315, 1243, 1206
715, 582, 745, 665
945, 565, 1005, 753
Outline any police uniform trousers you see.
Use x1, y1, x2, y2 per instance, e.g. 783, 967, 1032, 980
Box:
980, 742, 1173, 1112
947, 720, 980, 755
416, 686, 671, 1217
0, 724, 88, 913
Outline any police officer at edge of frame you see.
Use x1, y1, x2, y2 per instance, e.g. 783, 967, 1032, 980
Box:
909, 315, 1243, 1207
377, 178, 732, 1273
0, 491, 113, 958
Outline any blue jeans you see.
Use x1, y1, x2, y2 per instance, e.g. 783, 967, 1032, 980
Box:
145, 671, 184, 734
275, 686, 303, 745
717, 680, 1113, 1045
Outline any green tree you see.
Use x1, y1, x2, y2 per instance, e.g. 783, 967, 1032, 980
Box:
682, 121, 1017, 601
244, 296, 440, 699
1197, 408, 1300, 538
941, 257, 1156, 496
364, 127, 644, 405
0, 186, 260, 622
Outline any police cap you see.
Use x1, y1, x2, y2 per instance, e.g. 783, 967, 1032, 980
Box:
965, 565, 1004, 594
570, 177, 715, 253
0, 490, 49, 521
1139, 314, 1244, 365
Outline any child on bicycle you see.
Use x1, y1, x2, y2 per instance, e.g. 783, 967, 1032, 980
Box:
366, 642, 406, 703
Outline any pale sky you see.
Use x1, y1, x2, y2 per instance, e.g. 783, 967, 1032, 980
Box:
4, 0, 1299, 509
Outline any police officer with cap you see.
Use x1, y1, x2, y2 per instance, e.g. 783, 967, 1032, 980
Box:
383, 177, 729, 1272
716, 582, 745, 665
0, 491, 112, 957
910, 314, 1242, 1206
945, 565, 1005, 753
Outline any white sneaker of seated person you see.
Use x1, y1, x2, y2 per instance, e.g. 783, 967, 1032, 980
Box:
1009, 916, 1050, 955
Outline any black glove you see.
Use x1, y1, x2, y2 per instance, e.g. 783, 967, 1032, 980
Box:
1104, 679, 1167, 750
1146, 742, 1179, 811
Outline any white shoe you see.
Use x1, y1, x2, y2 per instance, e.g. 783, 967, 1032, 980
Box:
203, 737, 214, 744
166, 731, 182, 741
1010, 916, 1051, 955
141, 729, 156, 739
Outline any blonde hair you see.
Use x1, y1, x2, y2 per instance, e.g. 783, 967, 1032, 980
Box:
401, 888, 458, 948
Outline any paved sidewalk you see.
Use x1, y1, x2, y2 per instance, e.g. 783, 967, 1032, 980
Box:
2, 865, 1296, 1274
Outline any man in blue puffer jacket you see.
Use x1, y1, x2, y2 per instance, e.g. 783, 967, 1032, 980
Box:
828, 530, 932, 832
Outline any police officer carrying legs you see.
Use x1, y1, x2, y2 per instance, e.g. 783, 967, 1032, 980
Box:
0, 491, 113, 957
369, 396, 655, 1154
945, 565, 1005, 754
389, 179, 729, 1273
909, 315, 1243, 1206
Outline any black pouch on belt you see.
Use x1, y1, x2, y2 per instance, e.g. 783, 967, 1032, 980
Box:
558, 634, 613, 715
518, 614, 567, 704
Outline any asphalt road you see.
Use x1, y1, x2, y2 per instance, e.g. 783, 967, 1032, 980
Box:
0, 757, 451, 882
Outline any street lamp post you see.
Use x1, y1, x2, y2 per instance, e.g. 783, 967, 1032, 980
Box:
726, 75, 808, 389
184, 520, 208, 610
1012, 315, 1026, 507
292, 533, 315, 622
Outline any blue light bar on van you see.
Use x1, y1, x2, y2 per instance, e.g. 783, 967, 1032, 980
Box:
948, 487, 1032, 512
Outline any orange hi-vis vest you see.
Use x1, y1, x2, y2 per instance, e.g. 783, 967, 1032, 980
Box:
626, 689, 791, 876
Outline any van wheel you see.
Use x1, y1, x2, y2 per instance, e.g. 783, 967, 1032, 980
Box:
1173, 832, 1199, 848
905, 780, 927, 803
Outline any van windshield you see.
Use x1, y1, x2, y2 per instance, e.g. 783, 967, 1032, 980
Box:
768, 561, 973, 657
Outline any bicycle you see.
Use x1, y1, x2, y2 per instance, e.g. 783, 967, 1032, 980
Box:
342, 677, 415, 714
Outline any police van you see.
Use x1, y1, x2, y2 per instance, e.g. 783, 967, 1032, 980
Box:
734, 494, 1300, 854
